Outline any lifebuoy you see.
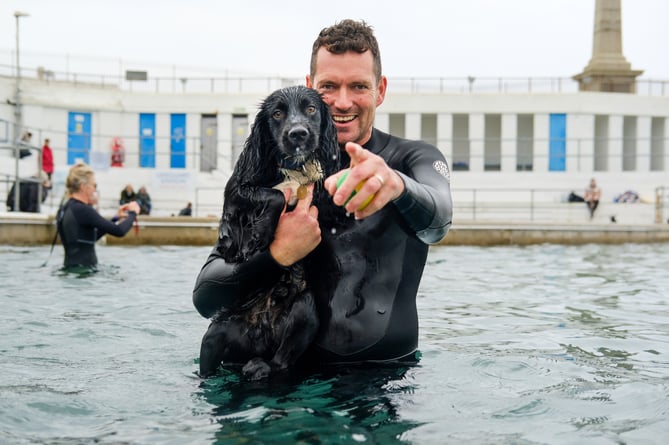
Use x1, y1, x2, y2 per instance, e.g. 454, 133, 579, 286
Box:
110, 137, 125, 167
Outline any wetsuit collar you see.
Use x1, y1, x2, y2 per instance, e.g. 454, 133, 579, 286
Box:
366, 128, 392, 155
341, 128, 389, 167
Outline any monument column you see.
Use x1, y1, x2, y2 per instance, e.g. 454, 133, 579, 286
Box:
573, 0, 642, 93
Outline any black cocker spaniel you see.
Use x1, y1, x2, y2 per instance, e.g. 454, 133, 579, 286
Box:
199, 86, 340, 380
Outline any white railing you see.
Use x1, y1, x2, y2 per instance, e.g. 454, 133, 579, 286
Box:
2, 62, 668, 96
451, 187, 664, 224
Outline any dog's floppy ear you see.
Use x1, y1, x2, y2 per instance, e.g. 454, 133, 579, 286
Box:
233, 98, 276, 185
317, 96, 341, 176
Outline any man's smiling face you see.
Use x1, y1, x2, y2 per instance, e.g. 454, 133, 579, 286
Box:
308, 48, 386, 147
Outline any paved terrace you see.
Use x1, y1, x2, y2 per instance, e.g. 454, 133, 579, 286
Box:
2, 167, 668, 247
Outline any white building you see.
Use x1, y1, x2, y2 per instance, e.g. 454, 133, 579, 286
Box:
1, 72, 667, 221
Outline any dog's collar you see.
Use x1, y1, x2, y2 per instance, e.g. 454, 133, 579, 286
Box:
278, 157, 304, 171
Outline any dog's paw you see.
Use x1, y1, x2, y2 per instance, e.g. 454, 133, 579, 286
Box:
242, 357, 272, 381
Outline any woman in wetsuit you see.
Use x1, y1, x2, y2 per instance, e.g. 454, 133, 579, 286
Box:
192, 19, 453, 369
57, 163, 140, 269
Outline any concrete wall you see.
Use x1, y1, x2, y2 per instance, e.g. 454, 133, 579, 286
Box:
2, 212, 668, 247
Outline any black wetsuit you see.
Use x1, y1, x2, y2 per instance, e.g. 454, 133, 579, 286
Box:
193, 128, 453, 364
57, 198, 137, 268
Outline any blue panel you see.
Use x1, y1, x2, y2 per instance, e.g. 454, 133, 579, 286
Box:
67, 112, 91, 165
549, 113, 566, 171
170, 113, 186, 168
139, 113, 156, 168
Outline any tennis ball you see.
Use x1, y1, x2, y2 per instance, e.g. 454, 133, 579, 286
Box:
336, 170, 375, 210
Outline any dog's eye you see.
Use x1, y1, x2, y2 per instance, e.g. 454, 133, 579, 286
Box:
272, 110, 284, 120
306, 105, 316, 115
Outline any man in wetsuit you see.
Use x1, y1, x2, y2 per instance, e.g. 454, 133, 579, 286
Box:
192, 19, 452, 366
57, 163, 140, 269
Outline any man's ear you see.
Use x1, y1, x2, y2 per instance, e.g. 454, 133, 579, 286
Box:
376, 75, 387, 107
305, 75, 313, 88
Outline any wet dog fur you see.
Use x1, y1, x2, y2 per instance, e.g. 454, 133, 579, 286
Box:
198, 86, 340, 380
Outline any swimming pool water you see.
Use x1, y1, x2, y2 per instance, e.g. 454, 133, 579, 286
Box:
1, 243, 668, 444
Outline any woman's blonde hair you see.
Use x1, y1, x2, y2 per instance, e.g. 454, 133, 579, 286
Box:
65, 162, 95, 195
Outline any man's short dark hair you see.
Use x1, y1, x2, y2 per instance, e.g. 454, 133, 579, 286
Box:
310, 19, 382, 82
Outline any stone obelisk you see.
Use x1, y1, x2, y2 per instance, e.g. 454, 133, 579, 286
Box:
573, 0, 642, 93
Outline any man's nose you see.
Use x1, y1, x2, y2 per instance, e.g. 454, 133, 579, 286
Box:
331, 88, 353, 110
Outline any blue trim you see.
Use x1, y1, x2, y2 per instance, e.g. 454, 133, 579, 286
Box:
549, 113, 566, 171
139, 113, 156, 168
67, 112, 92, 165
170, 113, 186, 168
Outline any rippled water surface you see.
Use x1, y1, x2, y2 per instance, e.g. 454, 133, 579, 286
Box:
1, 243, 668, 444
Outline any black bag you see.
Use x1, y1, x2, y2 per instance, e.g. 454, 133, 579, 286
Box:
14, 147, 32, 159
6, 181, 47, 212
568, 192, 584, 203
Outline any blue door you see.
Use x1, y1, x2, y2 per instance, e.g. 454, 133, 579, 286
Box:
170, 113, 186, 168
139, 113, 156, 168
67, 112, 91, 165
549, 113, 566, 171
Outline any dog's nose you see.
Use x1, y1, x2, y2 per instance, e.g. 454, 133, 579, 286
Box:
288, 125, 309, 143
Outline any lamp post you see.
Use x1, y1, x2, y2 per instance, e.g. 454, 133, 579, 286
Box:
12, 11, 29, 212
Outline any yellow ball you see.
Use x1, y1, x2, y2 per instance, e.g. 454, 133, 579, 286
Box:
336, 171, 375, 210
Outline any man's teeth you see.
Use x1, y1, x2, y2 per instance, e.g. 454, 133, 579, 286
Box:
333, 115, 355, 123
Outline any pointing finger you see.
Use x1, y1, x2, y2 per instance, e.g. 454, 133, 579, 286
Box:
345, 142, 367, 167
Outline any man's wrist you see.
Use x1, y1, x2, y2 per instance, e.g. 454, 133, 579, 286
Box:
389, 169, 406, 201
268, 244, 293, 268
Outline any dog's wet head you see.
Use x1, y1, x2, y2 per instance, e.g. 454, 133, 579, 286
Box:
265, 86, 324, 167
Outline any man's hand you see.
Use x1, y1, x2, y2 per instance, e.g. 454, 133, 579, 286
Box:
269, 185, 321, 266
325, 142, 405, 219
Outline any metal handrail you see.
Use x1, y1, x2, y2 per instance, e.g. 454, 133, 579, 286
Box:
451, 187, 662, 223
1, 173, 45, 213
0, 142, 44, 212
2, 64, 669, 96
190, 185, 665, 223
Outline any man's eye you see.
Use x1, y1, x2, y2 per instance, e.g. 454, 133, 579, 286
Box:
273, 110, 284, 120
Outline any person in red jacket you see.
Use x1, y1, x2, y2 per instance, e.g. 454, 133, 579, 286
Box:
41, 138, 54, 180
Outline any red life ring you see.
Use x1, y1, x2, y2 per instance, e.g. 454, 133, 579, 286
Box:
110, 137, 125, 167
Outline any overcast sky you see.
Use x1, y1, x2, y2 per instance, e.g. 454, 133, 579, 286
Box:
1, 0, 667, 80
